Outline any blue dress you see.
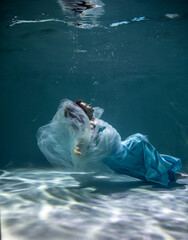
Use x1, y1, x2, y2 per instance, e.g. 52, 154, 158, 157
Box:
37, 99, 181, 186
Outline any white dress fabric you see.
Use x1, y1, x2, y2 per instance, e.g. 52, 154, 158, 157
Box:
37, 99, 181, 186
37, 99, 118, 171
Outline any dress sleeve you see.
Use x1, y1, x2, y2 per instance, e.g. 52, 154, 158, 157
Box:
93, 107, 104, 119
37, 99, 91, 169
86, 119, 122, 165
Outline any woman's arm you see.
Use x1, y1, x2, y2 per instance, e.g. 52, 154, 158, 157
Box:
73, 118, 97, 156
73, 138, 85, 156
74, 146, 83, 156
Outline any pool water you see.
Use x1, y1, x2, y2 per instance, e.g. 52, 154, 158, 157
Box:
1, 0, 188, 239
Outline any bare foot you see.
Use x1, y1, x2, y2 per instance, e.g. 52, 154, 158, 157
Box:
177, 173, 187, 180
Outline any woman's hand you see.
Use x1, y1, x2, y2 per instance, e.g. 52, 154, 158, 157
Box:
74, 147, 83, 156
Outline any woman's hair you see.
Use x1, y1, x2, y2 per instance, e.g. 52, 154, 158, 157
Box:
74, 99, 93, 120
75, 99, 83, 106
64, 100, 84, 118
75, 99, 86, 112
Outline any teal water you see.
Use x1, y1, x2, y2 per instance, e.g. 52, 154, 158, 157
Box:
1, 0, 188, 239
1, 0, 188, 170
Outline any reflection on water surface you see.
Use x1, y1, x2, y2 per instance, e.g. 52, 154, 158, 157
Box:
57, 0, 105, 27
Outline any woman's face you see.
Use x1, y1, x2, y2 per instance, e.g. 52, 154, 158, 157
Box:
79, 102, 94, 119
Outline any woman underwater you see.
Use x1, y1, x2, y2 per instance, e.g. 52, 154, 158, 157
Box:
37, 99, 182, 186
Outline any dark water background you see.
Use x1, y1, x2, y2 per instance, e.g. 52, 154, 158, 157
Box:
1, 0, 188, 171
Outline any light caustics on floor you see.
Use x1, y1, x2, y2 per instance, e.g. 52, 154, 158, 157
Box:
0, 169, 188, 240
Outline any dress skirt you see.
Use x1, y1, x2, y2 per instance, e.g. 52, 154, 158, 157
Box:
103, 134, 181, 186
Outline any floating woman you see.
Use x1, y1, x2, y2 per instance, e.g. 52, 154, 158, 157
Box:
37, 99, 183, 186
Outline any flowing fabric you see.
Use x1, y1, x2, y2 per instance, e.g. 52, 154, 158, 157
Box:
37, 99, 181, 186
